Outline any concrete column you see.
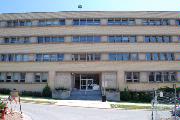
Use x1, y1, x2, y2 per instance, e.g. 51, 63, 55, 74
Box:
101, 19, 108, 26
65, 19, 73, 26
55, 72, 72, 90
169, 19, 176, 25
64, 54, 72, 61
30, 37, 37, 43
171, 36, 179, 43
175, 53, 180, 61
48, 71, 56, 90
64, 36, 71, 43
101, 53, 109, 61
140, 72, 148, 83
139, 53, 146, 61
135, 19, 142, 25
117, 71, 125, 91
0, 21, 7, 27
32, 20, 39, 26
101, 72, 117, 89
101, 36, 108, 42
26, 73, 34, 83
137, 35, 144, 43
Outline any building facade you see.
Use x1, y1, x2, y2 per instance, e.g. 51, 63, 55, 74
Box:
0, 11, 180, 95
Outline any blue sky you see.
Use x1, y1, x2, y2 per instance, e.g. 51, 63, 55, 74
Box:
0, 0, 179, 13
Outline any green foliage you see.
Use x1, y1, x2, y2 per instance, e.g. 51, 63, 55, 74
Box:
158, 87, 174, 92
0, 102, 6, 110
21, 91, 42, 97
55, 87, 69, 91
42, 85, 52, 97
120, 88, 153, 103
0, 88, 10, 95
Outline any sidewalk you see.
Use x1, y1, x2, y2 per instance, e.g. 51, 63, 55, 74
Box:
0, 94, 173, 110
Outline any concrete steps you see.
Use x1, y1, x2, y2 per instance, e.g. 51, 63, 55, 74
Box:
69, 90, 102, 100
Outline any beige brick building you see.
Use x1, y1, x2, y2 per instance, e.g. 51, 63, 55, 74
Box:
0, 11, 179, 96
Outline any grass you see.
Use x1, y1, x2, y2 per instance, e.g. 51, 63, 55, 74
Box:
111, 104, 173, 110
111, 104, 151, 110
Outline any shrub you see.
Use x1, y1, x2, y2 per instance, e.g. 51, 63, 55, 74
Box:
21, 91, 42, 97
120, 88, 153, 103
55, 87, 69, 91
42, 85, 52, 97
0, 88, 10, 95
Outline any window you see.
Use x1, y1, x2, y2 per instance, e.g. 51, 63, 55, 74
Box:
73, 19, 100, 26
51, 37, 64, 43
157, 36, 163, 43
143, 19, 170, 26
20, 73, 25, 82
109, 36, 115, 43
163, 36, 171, 43
57, 54, 64, 61
129, 36, 136, 43
38, 19, 65, 26
6, 20, 32, 27
43, 54, 50, 61
23, 55, 29, 62
45, 37, 51, 43
152, 53, 159, 61
131, 53, 138, 61
108, 18, 135, 25
146, 53, 152, 61
125, 72, 139, 83
126, 72, 132, 82
150, 37, 156, 43
72, 53, 100, 61
122, 54, 129, 61
160, 53, 166, 61
15, 54, 22, 62
35, 73, 41, 82
80, 54, 86, 61
122, 36, 129, 43
6, 73, 12, 82
73, 19, 79, 25
72, 36, 101, 43
38, 37, 44, 43
50, 54, 57, 61
156, 72, 162, 82
145, 36, 150, 43
41, 73, 48, 82
13, 73, 20, 82
149, 72, 176, 82
166, 53, 174, 61
109, 53, 117, 61
149, 72, 155, 82
36, 54, 42, 61
116, 54, 123, 61
0, 72, 5, 82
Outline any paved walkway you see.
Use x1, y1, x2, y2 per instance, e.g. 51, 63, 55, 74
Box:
0, 95, 173, 109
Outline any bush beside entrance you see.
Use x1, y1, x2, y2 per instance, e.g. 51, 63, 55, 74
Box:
120, 88, 153, 103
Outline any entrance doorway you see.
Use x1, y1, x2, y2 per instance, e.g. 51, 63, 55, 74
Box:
74, 74, 100, 91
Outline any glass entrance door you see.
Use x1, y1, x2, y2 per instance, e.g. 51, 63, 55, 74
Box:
80, 79, 93, 91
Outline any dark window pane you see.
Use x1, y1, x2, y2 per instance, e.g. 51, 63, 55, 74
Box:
109, 53, 116, 61
146, 53, 151, 61
152, 53, 159, 61
73, 19, 79, 25
38, 37, 44, 43
72, 36, 79, 42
